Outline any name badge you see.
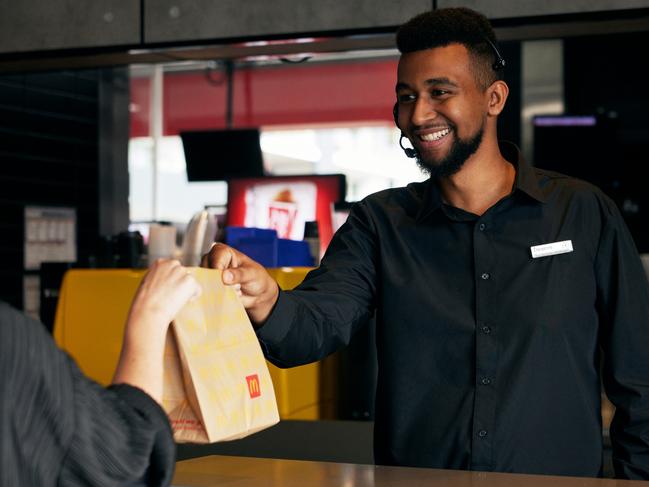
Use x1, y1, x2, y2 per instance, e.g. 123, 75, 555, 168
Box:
530, 240, 573, 259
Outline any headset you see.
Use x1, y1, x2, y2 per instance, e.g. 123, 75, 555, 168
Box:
394, 36, 506, 159
394, 104, 418, 158
485, 37, 506, 72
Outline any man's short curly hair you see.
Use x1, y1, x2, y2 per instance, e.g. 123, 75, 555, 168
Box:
396, 7, 504, 90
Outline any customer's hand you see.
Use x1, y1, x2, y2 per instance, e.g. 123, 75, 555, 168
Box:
113, 259, 201, 403
202, 243, 279, 326
128, 258, 202, 331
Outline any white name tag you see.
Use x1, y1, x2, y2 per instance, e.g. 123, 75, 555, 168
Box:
530, 240, 573, 259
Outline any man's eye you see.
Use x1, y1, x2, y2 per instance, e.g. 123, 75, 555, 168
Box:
398, 94, 416, 103
431, 89, 449, 97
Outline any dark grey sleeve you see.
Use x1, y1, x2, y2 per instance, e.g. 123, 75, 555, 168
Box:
0, 302, 175, 487
59, 377, 175, 486
257, 200, 379, 367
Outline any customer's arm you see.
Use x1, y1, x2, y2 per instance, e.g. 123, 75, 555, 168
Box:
0, 259, 200, 487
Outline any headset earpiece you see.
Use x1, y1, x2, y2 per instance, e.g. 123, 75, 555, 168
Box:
484, 36, 506, 72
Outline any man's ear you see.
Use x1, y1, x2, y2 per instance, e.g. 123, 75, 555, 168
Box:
487, 80, 509, 116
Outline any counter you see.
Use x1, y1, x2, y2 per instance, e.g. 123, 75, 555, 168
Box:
173, 455, 647, 486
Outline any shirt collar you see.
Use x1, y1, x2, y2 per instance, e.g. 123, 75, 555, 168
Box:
416, 141, 547, 223
502, 141, 547, 204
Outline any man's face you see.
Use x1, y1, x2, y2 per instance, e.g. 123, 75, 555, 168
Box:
396, 44, 490, 177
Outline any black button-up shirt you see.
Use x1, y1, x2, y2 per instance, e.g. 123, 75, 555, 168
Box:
258, 142, 649, 479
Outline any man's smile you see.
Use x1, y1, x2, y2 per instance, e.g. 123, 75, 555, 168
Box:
418, 127, 451, 142
412, 127, 453, 152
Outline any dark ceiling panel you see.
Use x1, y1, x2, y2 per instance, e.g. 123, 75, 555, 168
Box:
0, 0, 140, 54
144, 0, 432, 44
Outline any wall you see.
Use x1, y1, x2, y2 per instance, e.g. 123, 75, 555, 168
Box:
437, 0, 649, 19
0, 71, 101, 309
563, 32, 649, 252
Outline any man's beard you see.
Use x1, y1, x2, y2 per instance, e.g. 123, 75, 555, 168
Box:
415, 124, 484, 179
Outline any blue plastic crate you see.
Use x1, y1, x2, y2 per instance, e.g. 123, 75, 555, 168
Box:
278, 238, 314, 267
225, 227, 278, 267
224, 226, 314, 267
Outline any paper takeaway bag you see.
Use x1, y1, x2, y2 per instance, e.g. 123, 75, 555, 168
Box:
161, 267, 279, 443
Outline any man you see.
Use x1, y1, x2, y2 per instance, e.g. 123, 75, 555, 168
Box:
1, 259, 201, 485
203, 8, 649, 479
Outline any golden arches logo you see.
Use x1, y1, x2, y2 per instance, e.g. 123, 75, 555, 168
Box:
246, 374, 261, 398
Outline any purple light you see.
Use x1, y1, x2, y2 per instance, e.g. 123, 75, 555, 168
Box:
534, 116, 597, 127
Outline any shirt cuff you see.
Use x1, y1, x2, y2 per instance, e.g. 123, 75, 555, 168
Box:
256, 289, 295, 348
107, 383, 172, 436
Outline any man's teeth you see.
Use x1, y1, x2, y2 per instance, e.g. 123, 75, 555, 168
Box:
420, 129, 450, 142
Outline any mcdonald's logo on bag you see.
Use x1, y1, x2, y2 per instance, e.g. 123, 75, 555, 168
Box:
246, 374, 261, 398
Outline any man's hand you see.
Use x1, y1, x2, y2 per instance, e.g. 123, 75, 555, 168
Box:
201, 243, 279, 326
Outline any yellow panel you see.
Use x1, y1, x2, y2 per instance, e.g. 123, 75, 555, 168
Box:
266, 267, 313, 291
54, 269, 145, 385
53, 266, 321, 419
266, 267, 319, 420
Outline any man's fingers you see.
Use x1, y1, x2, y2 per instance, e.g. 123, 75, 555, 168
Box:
222, 267, 272, 303
222, 267, 249, 286
223, 265, 263, 287
202, 243, 240, 270
239, 295, 257, 308
222, 269, 237, 285
200, 244, 274, 311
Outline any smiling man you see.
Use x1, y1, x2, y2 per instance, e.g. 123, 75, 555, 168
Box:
203, 8, 649, 479
396, 48, 490, 179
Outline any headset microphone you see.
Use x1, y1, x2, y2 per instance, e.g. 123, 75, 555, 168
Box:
393, 103, 418, 158
399, 134, 417, 158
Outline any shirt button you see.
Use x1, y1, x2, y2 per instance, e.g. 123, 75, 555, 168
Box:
481, 377, 491, 386
481, 272, 490, 280
478, 430, 488, 438
481, 325, 491, 334
478, 223, 486, 231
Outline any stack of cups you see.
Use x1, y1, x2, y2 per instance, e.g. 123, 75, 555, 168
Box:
148, 223, 177, 266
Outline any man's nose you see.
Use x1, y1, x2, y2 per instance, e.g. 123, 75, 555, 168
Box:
411, 97, 437, 126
